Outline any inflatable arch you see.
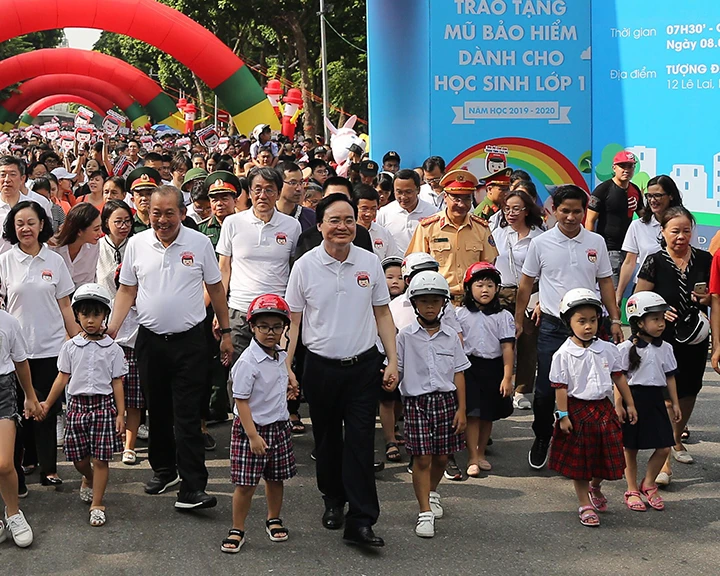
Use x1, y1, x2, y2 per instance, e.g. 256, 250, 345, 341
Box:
0, 0, 280, 135
0, 49, 180, 129
19, 94, 115, 126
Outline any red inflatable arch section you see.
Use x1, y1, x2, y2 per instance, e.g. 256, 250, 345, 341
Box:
19, 94, 114, 126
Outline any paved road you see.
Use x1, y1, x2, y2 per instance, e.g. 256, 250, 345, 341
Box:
4, 368, 720, 576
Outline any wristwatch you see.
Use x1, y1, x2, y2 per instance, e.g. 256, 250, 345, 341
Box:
555, 410, 569, 420
220, 328, 232, 335
611, 319, 622, 325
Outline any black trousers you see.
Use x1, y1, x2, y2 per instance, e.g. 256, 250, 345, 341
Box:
202, 307, 230, 419
303, 348, 382, 530
136, 324, 209, 492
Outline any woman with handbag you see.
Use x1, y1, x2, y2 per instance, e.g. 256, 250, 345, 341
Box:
635, 206, 712, 485
492, 189, 545, 410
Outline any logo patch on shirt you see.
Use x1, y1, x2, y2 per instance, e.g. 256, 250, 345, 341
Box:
587, 249, 597, 263
276, 232, 288, 245
488, 234, 496, 247
356, 272, 370, 288
41, 269, 53, 282
373, 238, 384, 248
180, 251, 195, 266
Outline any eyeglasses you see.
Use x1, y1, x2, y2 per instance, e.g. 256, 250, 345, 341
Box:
446, 194, 472, 204
254, 324, 286, 335
251, 187, 278, 197
283, 180, 302, 187
314, 169, 329, 176
111, 219, 132, 228
424, 177, 442, 185
502, 206, 527, 215
645, 193, 667, 201
324, 217, 356, 227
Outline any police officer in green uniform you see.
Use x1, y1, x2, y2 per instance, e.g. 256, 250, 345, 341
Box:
473, 167, 513, 222
127, 166, 162, 234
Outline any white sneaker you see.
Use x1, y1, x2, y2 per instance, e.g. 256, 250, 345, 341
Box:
137, 424, 149, 440
513, 393, 532, 410
56, 412, 65, 447
5, 509, 33, 548
429, 491, 443, 518
415, 511, 435, 538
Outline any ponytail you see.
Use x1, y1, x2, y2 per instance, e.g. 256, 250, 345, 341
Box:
628, 335, 642, 372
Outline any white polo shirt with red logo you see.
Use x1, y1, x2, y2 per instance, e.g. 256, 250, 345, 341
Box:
368, 221, 400, 261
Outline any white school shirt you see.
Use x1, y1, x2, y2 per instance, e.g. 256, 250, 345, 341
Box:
119, 226, 222, 335
397, 320, 470, 397
492, 225, 544, 287
231, 339, 290, 426
549, 338, 622, 401
58, 334, 127, 396
0, 244, 74, 358
456, 307, 515, 359
522, 226, 612, 318
216, 209, 301, 314
368, 221, 400, 261
0, 191, 53, 254
53, 242, 100, 289
418, 184, 445, 210
376, 198, 437, 254
617, 339, 677, 387
0, 311, 28, 375
285, 243, 391, 359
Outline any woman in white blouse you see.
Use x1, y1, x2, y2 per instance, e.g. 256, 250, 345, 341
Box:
53, 202, 102, 289
0, 201, 79, 485
492, 189, 545, 410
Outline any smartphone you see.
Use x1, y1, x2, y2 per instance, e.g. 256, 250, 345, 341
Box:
694, 282, 708, 295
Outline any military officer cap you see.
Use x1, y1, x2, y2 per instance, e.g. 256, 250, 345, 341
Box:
127, 166, 162, 192
439, 169, 478, 195
485, 167, 513, 188
204, 170, 241, 197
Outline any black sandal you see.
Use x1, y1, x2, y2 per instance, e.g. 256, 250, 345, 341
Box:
266, 517, 289, 542
221, 528, 245, 553
290, 415, 306, 434
385, 442, 402, 462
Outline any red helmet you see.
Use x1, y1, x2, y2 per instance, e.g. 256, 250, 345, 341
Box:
247, 294, 291, 324
463, 261, 502, 287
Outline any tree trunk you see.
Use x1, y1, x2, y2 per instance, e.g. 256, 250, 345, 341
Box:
192, 72, 206, 124
281, 13, 316, 140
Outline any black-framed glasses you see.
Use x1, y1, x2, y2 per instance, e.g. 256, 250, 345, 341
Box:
254, 324, 286, 335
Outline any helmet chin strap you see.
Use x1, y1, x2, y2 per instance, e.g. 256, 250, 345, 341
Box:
572, 331, 597, 347
252, 326, 291, 354
411, 299, 448, 327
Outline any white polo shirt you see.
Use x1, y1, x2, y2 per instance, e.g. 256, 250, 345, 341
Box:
456, 307, 515, 359
522, 226, 612, 318
216, 209, 301, 314
368, 221, 400, 261
0, 245, 75, 358
119, 226, 222, 335
549, 338, 622, 401
231, 339, 290, 426
53, 242, 99, 289
0, 311, 28, 375
419, 184, 445, 210
0, 191, 53, 255
492, 225, 544, 287
617, 339, 677, 387
397, 320, 470, 397
58, 335, 127, 396
376, 198, 437, 254
286, 243, 391, 359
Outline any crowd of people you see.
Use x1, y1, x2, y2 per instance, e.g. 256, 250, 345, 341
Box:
0, 128, 718, 551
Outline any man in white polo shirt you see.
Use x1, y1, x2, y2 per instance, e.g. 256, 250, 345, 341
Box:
515, 185, 623, 470
109, 185, 233, 511
217, 166, 301, 361
376, 169, 436, 254
285, 193, 399, 548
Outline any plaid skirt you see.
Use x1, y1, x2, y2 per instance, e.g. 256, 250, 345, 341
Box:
230, 418, 296, 486
549, 396, 625, 481
65, 394, 121, 463
403, 391, 466, 456
121, 346, 145, 410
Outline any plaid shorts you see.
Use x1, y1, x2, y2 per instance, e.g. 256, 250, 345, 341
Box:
230, 418, 296, 486
65, 394, 121, 463
121, 346, 145, 409
403, 391, 466, 456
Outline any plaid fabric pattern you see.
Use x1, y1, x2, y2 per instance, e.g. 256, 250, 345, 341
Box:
403, 391, 466, 456
549, 396, 625, 481
230, 418, 296, 486
121, 346, 145, 409
65, 394, 121, 462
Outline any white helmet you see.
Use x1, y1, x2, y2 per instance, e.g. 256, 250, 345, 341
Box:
625, 291, 669, 321
408, 271, 451, 300
402, 252, 439, 279
559, 288, 602, 320
71, 283, 112, 310
675, 308, 710, 345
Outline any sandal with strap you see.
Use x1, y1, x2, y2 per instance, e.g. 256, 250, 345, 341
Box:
385, 442, 402, 462
588, 484, 608, 512
640, 479, 665, 511
89, 508, 106, 527
578, 505, 600, 527
623, 491, 647, 512
122, 449, 137, 465
265, 518, 289, 542
290, 416, 306, 434
221, 528, 245, 553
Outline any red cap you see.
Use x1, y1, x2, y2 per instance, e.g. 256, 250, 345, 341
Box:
247, 294, 291, 324
613, 150, 636, 164
463, 261, 502, 286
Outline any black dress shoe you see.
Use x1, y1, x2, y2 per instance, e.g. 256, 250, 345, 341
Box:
322, 506, 344, 530
175, 490, 218, 510
40, 476, 63, 486
343, 526, 384, 547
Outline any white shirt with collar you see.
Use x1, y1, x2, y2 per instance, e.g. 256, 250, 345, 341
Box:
522, 226, 612, 318
492, 225, 544, 287
53, 242, 100, 289
0, 244, 75, 358
397, 319, 470, 397
549, 338, 622, 401
231, 339, 290, 426
0, 191, 53, 255
216, 208, 301, 314
119, 225, 222, 335
419, 184, 445, 210
456, 306, 515, 359
286, 242, 391, 359
617, 339, 677, 387
368, 221, 401, 261
376, 198, 437, 254
0, 310, 28, 375
58, 334, 127, 397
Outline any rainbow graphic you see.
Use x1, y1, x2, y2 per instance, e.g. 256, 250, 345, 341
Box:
448, 137, 589, 199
